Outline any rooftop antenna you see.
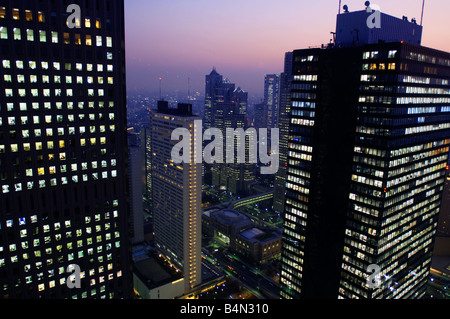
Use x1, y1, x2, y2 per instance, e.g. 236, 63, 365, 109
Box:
339, 0, 341, 14
420, 0, 425, 26
159, 76, 162, 100
188, 77, 191, 101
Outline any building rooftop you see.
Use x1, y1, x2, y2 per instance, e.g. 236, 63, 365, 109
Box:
239, 227, 281, 244
133, 253, 183, 289
335, 6, 423, 47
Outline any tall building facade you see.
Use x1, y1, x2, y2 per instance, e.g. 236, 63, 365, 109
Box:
203, 69, 254, 195
128, 130, 144, 245
273, 52, 293, 215
437, 163, 450, 237
0, 0, 132, 298
280, 9, 450, 299
151, 101, 202, 293
264, 74, 280, 130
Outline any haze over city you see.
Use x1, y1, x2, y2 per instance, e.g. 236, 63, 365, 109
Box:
125, 0, 450, 96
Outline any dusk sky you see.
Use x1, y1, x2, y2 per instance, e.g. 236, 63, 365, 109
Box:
124, 0, 450, 98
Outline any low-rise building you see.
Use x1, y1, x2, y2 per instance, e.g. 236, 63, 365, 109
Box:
202, 209, 281, 263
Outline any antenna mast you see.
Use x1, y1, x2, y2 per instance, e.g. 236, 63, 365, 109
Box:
339, 0, 341, 14
420, 0, 425, 26
188, 77, 191, 101
159, 76, 162, 100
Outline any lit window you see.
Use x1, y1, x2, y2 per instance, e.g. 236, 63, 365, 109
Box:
64, 33, 70, 44
96, 19, 101, 29
96, 36, 102, 47
13, 28, 21, 40
12, 8, 20, 20
106, 37, 112, 47
2, 59, 10, 68
0, 7, 5, 19
75, 34, 81, 45
51, 31, 58, 43
0, 26, 7, 39
38, 12, 45, 23
86, 35, 92, 46
24, 10, 33, 21
26, 29, 34, 41
85, 18, 91, 28
39, 30, 46, 42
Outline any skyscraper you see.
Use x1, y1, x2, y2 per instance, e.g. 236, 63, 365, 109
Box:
151, 101, 202, 293
264, 74, 280, 130
273, 52, 293, 215
203, 69, 254, 195
128, 129, 144, 245
0, 0, 132, 298
280, 7, 450, 299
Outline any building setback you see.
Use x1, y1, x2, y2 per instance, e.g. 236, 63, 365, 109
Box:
0, 0, 132, 298
280, 8, 450, 299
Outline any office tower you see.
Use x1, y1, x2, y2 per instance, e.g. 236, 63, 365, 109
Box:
203, 69, 254, 195
253, 102, 267, 130
280, 7, 450, 299
437, 161, 450, 236
151, 101, 202, 293
264, 74, 280, 130
143, 126, 152, 215
273, 52, 293, 215
128, 130, 144, 245
0, 0, 131, 298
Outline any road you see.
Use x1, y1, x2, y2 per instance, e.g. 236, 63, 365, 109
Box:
204, 248, 280, 299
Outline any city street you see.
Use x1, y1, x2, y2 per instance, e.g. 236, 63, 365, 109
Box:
203, 247, 280, 299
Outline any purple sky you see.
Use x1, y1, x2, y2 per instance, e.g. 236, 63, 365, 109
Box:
125, 0, 450, 97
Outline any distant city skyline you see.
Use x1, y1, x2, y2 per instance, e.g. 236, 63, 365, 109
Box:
125, 0, 450, 96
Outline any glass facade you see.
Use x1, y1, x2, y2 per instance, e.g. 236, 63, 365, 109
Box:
0, 0, 131, 298
280, 42, 450, 299
151, 106, 202, 293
